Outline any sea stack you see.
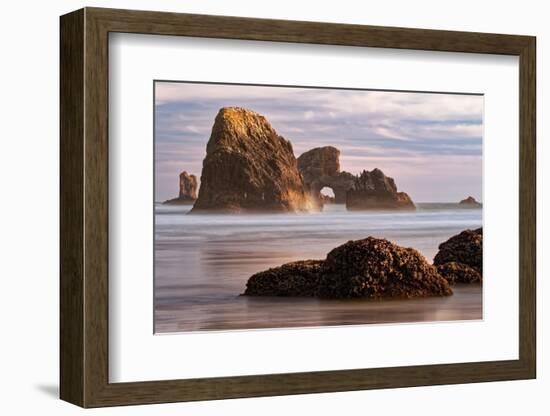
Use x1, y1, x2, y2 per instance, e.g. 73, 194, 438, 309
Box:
162, 171, 198, 205
459, 196, 482, 207
297, 146, 356, 205
346, 168, 415, 210
191, 107, 313, 213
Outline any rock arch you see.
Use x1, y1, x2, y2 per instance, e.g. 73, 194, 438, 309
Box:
297, 146, 355, 204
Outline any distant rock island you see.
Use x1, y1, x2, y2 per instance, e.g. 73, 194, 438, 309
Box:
297, 146, 355, 205
190, 107, 312, 213
244, 236, 452, 299
161, 107, 418, 213
346, 169, 415, 210
459, 196, 482, 207
162, 171, 197, 205
161, 108, 486, 214
296, 147, 414, 210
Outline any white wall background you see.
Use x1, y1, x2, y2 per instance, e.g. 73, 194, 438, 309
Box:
0, 0, 545, 415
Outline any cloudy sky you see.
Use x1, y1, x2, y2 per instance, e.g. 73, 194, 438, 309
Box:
155, 82, 483, 203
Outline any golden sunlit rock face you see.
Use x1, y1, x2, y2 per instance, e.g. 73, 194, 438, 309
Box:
191, 107, 313, 213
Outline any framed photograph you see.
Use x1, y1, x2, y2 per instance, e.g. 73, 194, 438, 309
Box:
60, 7, 536, 408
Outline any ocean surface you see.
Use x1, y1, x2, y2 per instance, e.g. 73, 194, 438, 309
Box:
154, 203, 482, 333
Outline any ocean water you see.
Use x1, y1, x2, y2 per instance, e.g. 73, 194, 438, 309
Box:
154, 203, 482, 333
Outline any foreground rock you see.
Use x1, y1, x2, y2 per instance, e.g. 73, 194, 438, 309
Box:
317, 237, 451, 298
436, 262, 481, 284
346, 169, 415, 210
297, 146, 355, 205
244, 260, 323, 297
191, 107, 312, 213
163, 171, 198, 205
459, 196, 482, 207
244, 237, 452, 299
433, 228, 482, 273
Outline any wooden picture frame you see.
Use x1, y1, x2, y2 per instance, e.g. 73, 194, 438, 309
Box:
60, 7, 536, 408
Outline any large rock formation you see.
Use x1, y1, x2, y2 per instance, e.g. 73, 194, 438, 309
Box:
162, 171, 198, 205
297, 146, 355, 204
191, 107, 313, 213
244, 237, 452, 299
433, 228, 483, 284
459, 196, 482, 207
346, 169, 415, 210
244, 260, 323, 297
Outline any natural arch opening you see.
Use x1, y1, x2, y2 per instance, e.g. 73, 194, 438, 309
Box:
320, 187, 335, 204
320, 187, 335, 198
